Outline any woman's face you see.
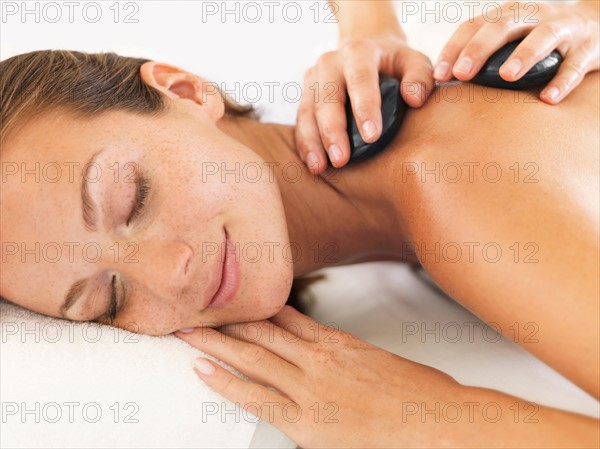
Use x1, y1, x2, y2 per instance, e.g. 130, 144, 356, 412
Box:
0, 63, 294, 335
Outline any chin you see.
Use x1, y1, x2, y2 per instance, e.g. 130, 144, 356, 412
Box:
258, 291, 290, 319
235, 266, 293, 324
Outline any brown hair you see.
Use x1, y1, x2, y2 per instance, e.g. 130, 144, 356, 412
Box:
0, 49, 320, 315
0, 50, 258, 145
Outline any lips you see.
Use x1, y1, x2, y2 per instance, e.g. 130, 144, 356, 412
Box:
206, 228, 240, 309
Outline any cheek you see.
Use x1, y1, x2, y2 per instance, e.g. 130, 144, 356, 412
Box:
228, 184, 294, 322
116, 297, 188, 336
208, 145, 295, 313
158, 135, 290, 241
150, 134, 294, 322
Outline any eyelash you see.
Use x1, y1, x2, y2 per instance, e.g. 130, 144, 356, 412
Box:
126, 174, 151, 226
104, 274, 119, 323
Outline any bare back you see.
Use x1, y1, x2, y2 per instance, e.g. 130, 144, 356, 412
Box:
364, 72, 600, 398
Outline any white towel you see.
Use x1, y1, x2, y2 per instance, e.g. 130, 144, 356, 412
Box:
0, 298, 295, 448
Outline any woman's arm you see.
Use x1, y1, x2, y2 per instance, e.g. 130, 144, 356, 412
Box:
453, 385, 599, 448
327, 0, 406, 43
175, 307, 599, 448
577, 0, 600, 19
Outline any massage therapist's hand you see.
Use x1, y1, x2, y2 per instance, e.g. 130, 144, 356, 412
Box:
295, 33, 435, 175
434, 1, 600, 105
174, 306, 464, 448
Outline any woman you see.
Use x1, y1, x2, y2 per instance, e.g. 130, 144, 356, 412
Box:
1, 1, 598, 447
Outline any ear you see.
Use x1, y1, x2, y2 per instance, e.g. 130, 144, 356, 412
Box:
140, 61, 224, 122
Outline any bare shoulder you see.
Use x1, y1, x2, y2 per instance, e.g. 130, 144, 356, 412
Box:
393, 72, 599, 173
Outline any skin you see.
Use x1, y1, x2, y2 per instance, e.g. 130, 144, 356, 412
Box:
1, 60, 598, 446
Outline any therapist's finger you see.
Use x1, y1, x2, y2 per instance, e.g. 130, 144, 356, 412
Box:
452, 22, 525, 81
175, 327, 303, 395
540, 49, 595, 104
499, 22, 567, 82
341, 39, 383, 144
190, 356, 299, 432
218, 319, 312, 365
394, 49, 435, 107
313, 52, 352, 168
434, 20, 481, 81
295, 67, 328, 175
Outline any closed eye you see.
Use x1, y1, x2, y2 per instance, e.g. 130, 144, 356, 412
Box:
126, 173, 150, 226
104, 274, 119, 323
97, 274, 126, 324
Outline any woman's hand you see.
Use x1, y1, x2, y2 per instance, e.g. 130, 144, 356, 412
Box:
175, 306, 465, 448
175, 306, 600, 448
434, 1, 600, 104
295, 33, 435, 175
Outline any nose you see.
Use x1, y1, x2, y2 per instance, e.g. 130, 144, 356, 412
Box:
112, 239, 193, 299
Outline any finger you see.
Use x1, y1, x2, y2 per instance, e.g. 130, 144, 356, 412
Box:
296, 67, 329, 175
342, 39, 383, 144
191, 356, 299, 432
175, 327, 302, 395
499, 22, 567, 82
268, 305, 343, 345
313, 52, 352, 168
452, 22, 527, 81
296, 104, 328, 175
394, 50, 435, 107
217, 320, 312, 366
434, 20, 481, 81
540, 50, 592, 104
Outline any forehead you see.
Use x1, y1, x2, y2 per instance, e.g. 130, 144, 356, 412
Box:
1, 110, 99, 235
4, 109, 139, 166
1, 110, 146, 232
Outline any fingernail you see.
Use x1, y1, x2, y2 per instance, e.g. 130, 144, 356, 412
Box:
306, 151, 320, 170
362, 120, 377, 140
329, 144, 342, 164
178, 328, 194, 333
545, 86, 560, 101
502, 59, 522, 77
434, 61, 451, 80
194, 357, 215, 375
454, 57, 473, 75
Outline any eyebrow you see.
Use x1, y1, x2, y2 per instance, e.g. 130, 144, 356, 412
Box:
60, 278, 88, 318
59, 150, 104, 317
81, 149, 104, 232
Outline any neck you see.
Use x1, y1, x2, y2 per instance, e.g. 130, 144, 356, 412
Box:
216, 115, 412, 277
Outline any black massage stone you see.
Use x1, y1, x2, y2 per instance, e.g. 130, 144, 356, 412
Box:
471, 38, 563, 90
